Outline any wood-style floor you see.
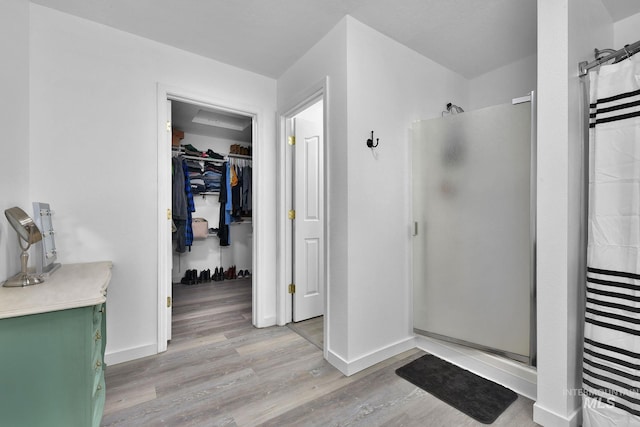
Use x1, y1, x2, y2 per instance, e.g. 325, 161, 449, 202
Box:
287, 315, 324, 350
101, 279, 540, 426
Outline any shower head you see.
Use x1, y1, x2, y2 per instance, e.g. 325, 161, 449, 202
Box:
442, 102, 464, 116
447, 103, 464, 113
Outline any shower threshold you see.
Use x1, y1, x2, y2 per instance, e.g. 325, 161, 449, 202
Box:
414, 328, 534, 366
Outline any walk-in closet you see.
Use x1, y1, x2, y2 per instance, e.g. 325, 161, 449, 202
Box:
170, 100, 254, 325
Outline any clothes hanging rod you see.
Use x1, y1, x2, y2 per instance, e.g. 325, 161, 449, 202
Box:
579, 39, 640, 77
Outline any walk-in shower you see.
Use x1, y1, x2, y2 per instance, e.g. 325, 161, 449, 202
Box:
412, 94, 536, 365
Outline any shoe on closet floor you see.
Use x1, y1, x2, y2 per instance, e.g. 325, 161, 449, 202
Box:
180, 270, 191, 285
181, 269, 197, 285
200, 269, 211, 283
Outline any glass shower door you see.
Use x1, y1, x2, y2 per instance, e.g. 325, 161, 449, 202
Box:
412, 100, 533, 363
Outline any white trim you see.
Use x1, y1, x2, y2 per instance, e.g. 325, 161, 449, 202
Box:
415, 335, 538, 400
325, 350, 349, 375
157, 85, 171, 353
533, 403, 582, 427
105, 343, 157, 366
156, 83, 265, 354
275, 114, 291, 326
276, 77, 330, 360
255, 315, 276, 328
327, 337, 416, 376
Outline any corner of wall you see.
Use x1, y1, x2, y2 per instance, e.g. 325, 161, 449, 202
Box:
468, 54, 537, 110
613, 11, 640, 47
0, 0, 30, 283
536, 0, 615, 423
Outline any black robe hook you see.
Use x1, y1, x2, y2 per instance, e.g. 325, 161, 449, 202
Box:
366, 130, 379, 148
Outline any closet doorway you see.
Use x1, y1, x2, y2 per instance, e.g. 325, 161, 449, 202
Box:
157, 86, 258, 352
278, 80, 328, 353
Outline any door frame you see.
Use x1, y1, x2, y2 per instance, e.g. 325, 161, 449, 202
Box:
156, 84, 260, 352
276, 77, 329, 355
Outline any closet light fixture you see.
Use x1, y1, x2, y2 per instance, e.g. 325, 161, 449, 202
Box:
192, 109, 251, 131
3, 207, 45, 287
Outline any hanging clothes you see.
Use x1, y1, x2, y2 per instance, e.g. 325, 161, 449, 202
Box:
172, 156, 195, 253
172, 156, 187, 252
582, 53, 640, 426
218, 162, 231, 246
183, 158, 196, 251
242, 165, 252, 215
172, 156, 187, 220
231, 164, 242, 220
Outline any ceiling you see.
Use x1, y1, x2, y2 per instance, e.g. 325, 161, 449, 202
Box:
31, 0, 640, 80
172, 100, 252, 142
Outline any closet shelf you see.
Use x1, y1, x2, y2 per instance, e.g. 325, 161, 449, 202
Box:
172, 147, 225, 164
173, 150, 251, 164
227, 153, 252, 160
180, 154, 225, 164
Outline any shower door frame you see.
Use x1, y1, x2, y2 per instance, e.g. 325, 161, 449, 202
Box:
412, 92, 537, 366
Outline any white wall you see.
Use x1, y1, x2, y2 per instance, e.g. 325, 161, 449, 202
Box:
344, 17, 468, 368
278, 16, 468, 374
613, 12, 640, 48
534, 0, 612, 426
0, 0, 30, 283
469, 54, 537, 110
29, 4, 276, 363
278, 17, 350, 359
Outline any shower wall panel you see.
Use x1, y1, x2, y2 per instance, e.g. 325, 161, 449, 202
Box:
412, 101, 532, 361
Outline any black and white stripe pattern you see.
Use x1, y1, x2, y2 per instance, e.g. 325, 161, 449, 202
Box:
583, 267, 640, 416
584, 55, 640, 425
590, 88, 640, 128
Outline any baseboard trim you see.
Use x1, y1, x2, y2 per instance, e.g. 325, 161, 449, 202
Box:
105, 343, 157, 366
327, 336, 416, 376
533, 402, 581, 427
326, 349, 349, 375
254, 315, 276, 328
415, 335, 537, 400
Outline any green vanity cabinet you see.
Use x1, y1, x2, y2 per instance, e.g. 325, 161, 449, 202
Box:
0, 262, 112, 427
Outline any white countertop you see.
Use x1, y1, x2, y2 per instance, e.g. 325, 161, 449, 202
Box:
0, 261, 112, 319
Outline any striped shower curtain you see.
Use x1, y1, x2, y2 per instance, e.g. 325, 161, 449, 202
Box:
582, 53, 640, 426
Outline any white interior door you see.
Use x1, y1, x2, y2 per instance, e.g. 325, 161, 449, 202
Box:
293, 117, 324, 321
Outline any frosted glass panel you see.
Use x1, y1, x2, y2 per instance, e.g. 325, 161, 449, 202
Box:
412, 101, 532, 360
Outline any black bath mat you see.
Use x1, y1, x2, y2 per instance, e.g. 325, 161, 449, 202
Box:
395, 354, 517, 424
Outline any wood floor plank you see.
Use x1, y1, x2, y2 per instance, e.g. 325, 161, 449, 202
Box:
103, 384, 157, 416
287, 315, 324, 349
102, 280, 539, 427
